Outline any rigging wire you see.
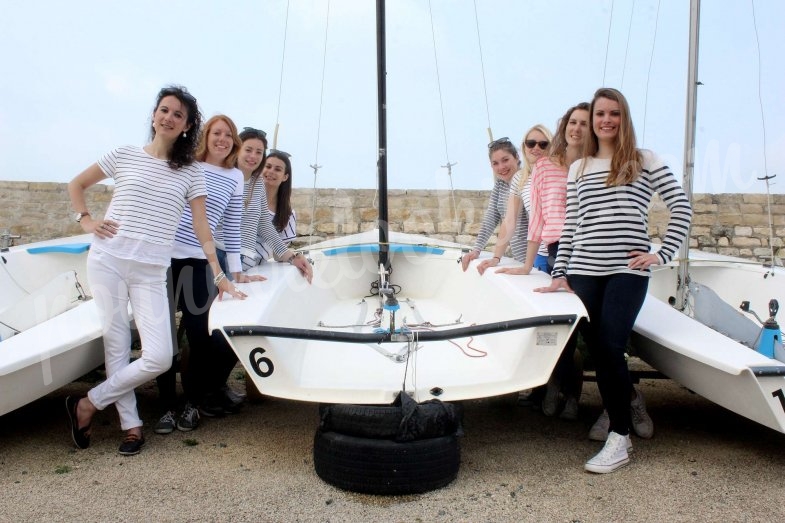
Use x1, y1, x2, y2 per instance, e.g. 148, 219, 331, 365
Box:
750, 0, 778, 267
641, 0, 661, 146
749, 0, 769, 178
428, 0, 458, 223
602, 0, 615, 85
272, 0, 291, 149
620, 0, 636, 89
308, 0, 331, 250
472, 0, 493, 142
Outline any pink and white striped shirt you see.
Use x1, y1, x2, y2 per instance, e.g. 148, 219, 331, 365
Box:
528, 157, 568, 245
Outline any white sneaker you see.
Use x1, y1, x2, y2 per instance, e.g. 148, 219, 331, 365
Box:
630, 386, 654, 439
541, 377, 561, 417
559, 396, 579, 421
584, 431, 631, 474
588, 410, 609, 441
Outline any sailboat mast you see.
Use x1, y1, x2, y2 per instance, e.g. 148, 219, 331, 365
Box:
675, 0, 700, 310
376, 0, 390, 270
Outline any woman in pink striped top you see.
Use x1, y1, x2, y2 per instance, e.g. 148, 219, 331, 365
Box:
497, 102, 591, 276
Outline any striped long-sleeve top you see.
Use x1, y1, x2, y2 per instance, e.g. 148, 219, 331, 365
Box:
234, 176, 289, 270
552, 151, 692, 279
256, 209, 297, 262
173, 163, 244, 273
528, 157, 568, 246
473, 177, 527, 262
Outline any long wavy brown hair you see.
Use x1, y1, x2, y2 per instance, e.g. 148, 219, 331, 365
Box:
580, 88, 642, 186
549, 102, 590, 168
195, 114, 242, 168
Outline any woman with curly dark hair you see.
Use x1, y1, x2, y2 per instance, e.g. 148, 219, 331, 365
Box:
65, 86, 245, 456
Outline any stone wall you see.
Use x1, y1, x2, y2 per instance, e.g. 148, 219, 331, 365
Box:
1, 181, 783, 262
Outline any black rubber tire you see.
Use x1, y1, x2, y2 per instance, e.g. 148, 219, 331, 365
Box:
313, 430, 460, 495
319, 401, 463, 440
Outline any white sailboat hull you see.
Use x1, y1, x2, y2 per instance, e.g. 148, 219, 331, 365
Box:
632, 250, 785, 433
0, 235, 105, 416
210, 231, 587, 404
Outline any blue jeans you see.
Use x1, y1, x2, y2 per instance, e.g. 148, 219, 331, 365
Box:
534, 254, 550, 273
568, 273, 649, 435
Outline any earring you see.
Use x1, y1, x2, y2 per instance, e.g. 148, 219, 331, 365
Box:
182, 131, 187, 138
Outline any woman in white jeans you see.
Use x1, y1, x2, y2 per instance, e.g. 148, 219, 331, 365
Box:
66, 86, 245, 456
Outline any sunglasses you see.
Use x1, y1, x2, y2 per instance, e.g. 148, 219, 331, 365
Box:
524, 140, 550, 150
268, 148, 291, 159
488, 137, 512, 149
242, 127, 268, 140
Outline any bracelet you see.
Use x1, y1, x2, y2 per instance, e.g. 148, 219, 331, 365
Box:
492, 256, 501, 262
288, 252, 301, 265
213, 271, 226, 286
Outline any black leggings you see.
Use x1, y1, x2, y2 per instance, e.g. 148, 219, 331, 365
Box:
568, 273, 649, 435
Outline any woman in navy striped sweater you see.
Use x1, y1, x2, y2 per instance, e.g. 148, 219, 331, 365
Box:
154, 115, 264, 434
537, 88, 692, 473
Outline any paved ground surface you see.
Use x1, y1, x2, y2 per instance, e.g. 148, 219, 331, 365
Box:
1, 370, 784, 522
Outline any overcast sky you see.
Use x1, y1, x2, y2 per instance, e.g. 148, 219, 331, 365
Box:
1, 0, 783, 194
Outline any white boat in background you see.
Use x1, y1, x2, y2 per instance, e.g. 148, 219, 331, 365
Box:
632, 251, 785, 434
0, 234, 105, 416
209, 230, 586, 404
631, 0, 785, 435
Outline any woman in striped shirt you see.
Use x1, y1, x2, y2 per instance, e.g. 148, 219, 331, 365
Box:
537, 88, 692, 474
460, 138, 530, 273
227, 128, 312, 281
257, 150, 297, 259
155, 115, 262, 434
66, 86, 244, 456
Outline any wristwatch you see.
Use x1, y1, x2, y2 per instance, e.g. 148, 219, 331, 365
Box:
74, 211, 90, 223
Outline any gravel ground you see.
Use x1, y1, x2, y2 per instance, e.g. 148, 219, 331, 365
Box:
1, 371, 784, 522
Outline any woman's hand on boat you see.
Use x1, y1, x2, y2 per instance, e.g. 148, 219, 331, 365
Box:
628, 251, 660, 271
495, 266, 531, 276
460, 250, 479, 272
291, 256, 313, 284
534, 277, 573, 293
84, 216, 119, 239
234, 272, 266, 283
476, 257, 500, 275
217, 277, 247, 300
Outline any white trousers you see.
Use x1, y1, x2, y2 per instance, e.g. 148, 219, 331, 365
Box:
86, 250, 173, 430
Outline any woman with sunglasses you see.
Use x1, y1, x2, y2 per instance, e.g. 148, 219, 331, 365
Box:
496, 103, 590, 420
537, 88, 692, 473
154, 114, 261, 434
65, 86, 244, 455
459, 137, 531, 272
475, 125, 553, 275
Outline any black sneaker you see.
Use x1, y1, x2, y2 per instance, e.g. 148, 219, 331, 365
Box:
118, 433, 145, 456
177, 403, 200, 431
154, 410, 177, 435
199, 394, 226, 418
